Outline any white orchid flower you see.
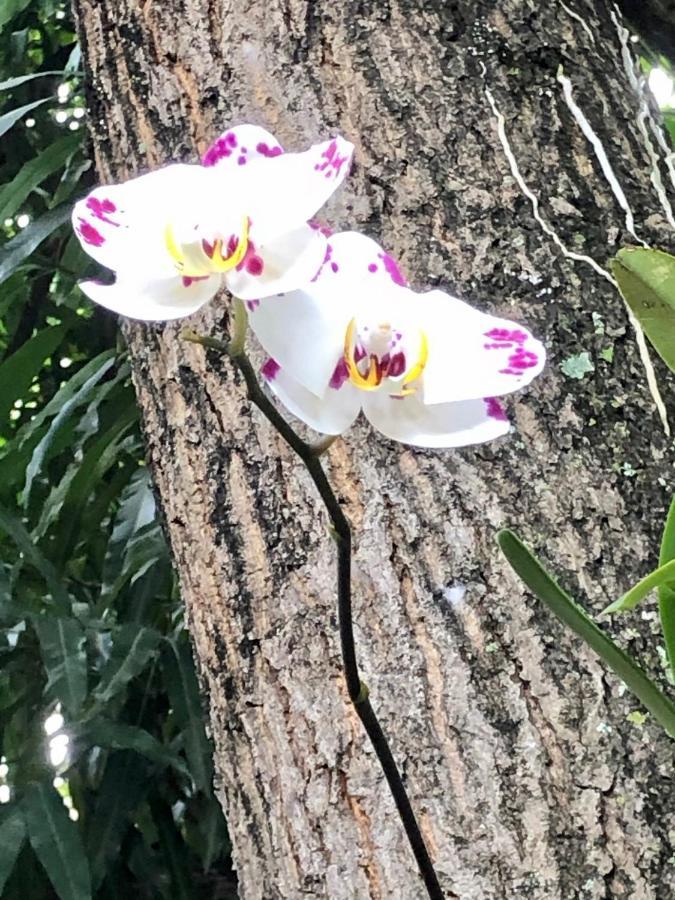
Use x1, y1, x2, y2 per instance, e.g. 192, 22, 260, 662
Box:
73, 125, 354, 321
250, 232, 546, 448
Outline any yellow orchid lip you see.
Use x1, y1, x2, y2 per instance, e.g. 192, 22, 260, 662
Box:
164, 216, 249, 277
343, 318, 428, 395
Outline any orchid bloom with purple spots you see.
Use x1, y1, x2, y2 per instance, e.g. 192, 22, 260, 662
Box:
72, 125, 354, 321
250, 232, 546, 448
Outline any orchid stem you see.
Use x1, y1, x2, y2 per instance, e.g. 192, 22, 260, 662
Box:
182, 317, 448, 900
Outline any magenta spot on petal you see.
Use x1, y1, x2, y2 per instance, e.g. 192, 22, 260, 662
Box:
246, 255, 264, 276
262, 358, 280, 381
256, 141, 283, 158
331, 261, 339, 273
181, 275, 209, 287
246, 299, 261, 311
226, 132, 238, 147
354, 345, 367, 363
484, 397, 509, 421
378, 252, 407, 286
368, 263, 378, 273
78, 219, 105, 247
238, 156, 247, 165
86, 196, 119, 227
329, 358, 350, 390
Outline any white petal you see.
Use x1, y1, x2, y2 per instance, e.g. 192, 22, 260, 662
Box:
78, 273, 221, 321
249, 278, 352, 397
263, 361, 361, 435
318, 230, 409, 288
202, 124, 284, 168
363, 392, 511, 448
238, 136, 355, 241
415, 290, 546, 405
225, 225, 327, 302
72, 165, 211, 279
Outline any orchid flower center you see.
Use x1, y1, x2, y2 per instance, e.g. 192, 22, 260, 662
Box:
343, 317, 428, 396
164, 216, 249, 278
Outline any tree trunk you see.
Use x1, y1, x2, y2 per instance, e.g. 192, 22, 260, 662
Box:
73, 0, 675, 897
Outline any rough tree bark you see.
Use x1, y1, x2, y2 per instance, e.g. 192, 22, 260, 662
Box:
73, 0, 675, 897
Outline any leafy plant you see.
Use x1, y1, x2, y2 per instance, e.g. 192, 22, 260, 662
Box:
0, 3, 234, 897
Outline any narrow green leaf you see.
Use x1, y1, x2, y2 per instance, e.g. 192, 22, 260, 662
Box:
0, 805, 25, 894
85, 752, 150, 889
102, 469, 155, 593
0, 203, 72, 286
0, 505, 70, 612
23, 781, 92, 900
33, 616, 87, 715
603, 558, 675, 614
150, 797, 193, 900
0, 134, 79, 221
0, 71, 62, 91
23, 354, 116, 503
658, 496, 675, 678
497, 529, 675, 738
0, 98, 50, 139
79, 719, 189, 776
0, 325, 68, 432
161, 638, 213, 791
93, 625, 161, 705
611, 247, 675, 373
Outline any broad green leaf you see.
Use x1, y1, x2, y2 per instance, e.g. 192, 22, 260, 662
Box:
0, 203, 72, 286
603, 558, 675, 614
0, 805, 25, 894
0, 134, 79, 221
0, 0, 32, 32
0, 98, 50, 138
85, 751, 150, 888
150, 797, 193, 900
22, 354, 117, 503
161, 638, 213, 791
659, 496, 675, 678
23, 781, 92, 900
0, 505, 70, 612
0, 71, 62, 91
0, 325, 67, 432
497, 529, 675, 738
79, 719, 188, 776
33, 616, 87, 715
93, 625, 161, 705
611, 247, 675, 373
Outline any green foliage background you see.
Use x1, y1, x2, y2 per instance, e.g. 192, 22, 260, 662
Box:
0, 3, 235, 897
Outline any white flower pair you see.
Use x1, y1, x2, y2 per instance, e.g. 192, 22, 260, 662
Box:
73, 124, 545, 448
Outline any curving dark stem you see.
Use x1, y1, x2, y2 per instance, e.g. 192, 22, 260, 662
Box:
183, 305, 449, 900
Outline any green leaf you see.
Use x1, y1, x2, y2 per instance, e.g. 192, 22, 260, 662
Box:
497, 529, 675, 739
603, 558, 675, 614
611, 247, 675, 374
23, 781, 92, 900
150, 797, 193, 900
33, 616, 87, 715
161, 638, 213, 791
102, 469, 155, 594
93, 625, 161, 705
85, 752, 150, 889
0, 0, 32, 33
0, 203, 72, 286
0, 98, 50, 139
658, 496, 675, 679
0, 71, 63, 91
79, 719, 189, 776
0, 134, 79, 222
0, 325, 68, 433
0, 505, 70, 612
0, 805, 25, 894
22, 354, 117, 503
